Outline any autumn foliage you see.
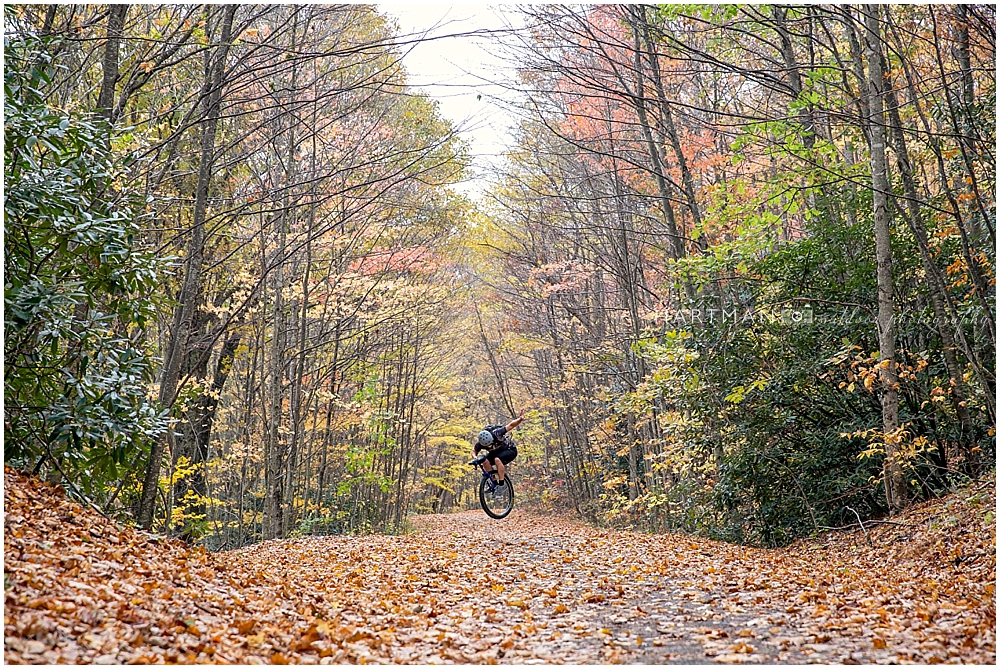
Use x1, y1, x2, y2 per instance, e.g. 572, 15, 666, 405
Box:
475, 3, 995, 542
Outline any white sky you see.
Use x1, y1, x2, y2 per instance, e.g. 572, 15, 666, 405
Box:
377, 4, 523, 197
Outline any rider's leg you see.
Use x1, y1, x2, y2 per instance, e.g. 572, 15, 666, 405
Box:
496, 458, 505, 483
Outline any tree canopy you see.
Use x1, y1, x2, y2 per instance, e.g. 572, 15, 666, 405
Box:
3, 4, 995, 549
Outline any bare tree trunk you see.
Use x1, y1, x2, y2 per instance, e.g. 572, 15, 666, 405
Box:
264, 8, 304, 540
263, 222, 287, 540
882, 67, 976, 454
184, 331, 240, 530
882, 12, 996, 422
949, 4, 994, 244
770, 5, 840, 232
624, 12, 684, 263
927, 8, 997, 324
138, 4, 237, 530
771, 6, 816, 149
863, 5, 907, 512
626, 416, 639, 501
96, 4, 128, 124
40, 4, 58, 35
634, 6, 704, 249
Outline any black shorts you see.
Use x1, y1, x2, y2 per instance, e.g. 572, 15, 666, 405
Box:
486, 446, 517, 466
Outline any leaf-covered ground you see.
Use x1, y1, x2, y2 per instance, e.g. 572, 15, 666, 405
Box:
4, 467, 995, 664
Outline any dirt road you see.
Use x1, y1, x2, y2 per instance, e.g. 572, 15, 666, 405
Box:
4, 469, 995, 664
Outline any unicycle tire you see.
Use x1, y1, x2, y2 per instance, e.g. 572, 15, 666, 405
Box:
479, 474, 514, 519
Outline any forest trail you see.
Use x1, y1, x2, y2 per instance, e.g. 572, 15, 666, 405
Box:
4, 468, 995, 665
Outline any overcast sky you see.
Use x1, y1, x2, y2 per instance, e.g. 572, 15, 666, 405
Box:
378, 4, 523, 196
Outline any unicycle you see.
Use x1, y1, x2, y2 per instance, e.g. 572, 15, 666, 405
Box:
469, 454, 514, 519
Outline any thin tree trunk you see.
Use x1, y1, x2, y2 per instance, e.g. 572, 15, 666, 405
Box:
137, 4, 237, 530
882, 66, 976, 453
883, 11, 997, 422
97, 4, 128, 124
41, 4, 58, 35
863, 5, 907, 512
635, 6, 704, 250
624, 13, 685, 263
928, 7, 998, 307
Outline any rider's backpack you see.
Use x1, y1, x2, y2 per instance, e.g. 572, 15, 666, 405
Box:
485, 424, 513, 449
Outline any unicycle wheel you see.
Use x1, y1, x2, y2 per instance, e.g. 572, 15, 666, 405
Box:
478, 474, 514, 519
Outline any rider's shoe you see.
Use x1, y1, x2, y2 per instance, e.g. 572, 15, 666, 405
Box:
496, 479, 506, 487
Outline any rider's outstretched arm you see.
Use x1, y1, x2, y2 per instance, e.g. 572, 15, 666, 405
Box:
504, 408, 526, 433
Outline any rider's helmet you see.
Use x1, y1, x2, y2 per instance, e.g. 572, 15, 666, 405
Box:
477, 429, 494, 447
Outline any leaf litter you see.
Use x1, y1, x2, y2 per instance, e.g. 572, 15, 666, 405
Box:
4, 467, 995, 664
